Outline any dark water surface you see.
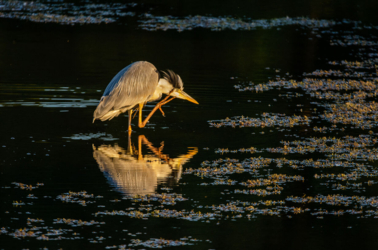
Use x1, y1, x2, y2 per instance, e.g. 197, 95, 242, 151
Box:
1, 1, 378, 249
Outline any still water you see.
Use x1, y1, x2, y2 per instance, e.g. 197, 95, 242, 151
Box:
1, 0, 378, 249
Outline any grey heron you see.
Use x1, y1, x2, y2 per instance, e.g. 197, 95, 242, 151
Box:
93, 61, 198, 132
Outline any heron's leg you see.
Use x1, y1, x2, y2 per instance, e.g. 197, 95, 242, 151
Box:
158, 97, 176, 117
132, 109, 138, 119
160, 97, 176, 106
139, 103, 144, 126
128, 109, 133, 134
138, 94, 172, 128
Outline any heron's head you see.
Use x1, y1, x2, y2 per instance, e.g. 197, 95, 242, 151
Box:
159, 70, 199, 104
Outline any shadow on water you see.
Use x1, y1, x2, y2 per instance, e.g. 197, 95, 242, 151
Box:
93, 135, 198, 196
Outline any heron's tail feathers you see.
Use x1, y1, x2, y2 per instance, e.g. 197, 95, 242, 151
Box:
93, 95, 118, 122
93, 95, 134, 122
99, 110, 122, 121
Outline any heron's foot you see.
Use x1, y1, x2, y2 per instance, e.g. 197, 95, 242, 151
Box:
159, 106, 165, 117
157, 97, 176, 117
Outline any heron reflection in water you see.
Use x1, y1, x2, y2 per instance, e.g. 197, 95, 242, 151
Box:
93, 61, 198, 133
93, 135, 198, 195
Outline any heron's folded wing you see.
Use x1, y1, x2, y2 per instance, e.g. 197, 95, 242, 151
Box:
93, 61, 159, 120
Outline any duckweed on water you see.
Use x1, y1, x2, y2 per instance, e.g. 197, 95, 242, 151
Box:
128, 238, 194, 248
56, 191, 96, 206
321, 102, 378, 129
139, 15, 341, 32
0, 0, 136, 24
121, 193, 188, 205
235, 78, 378, 94
208, 113, 311, 128
1, 1, 375, 35
11, 182, 44, 190
4, 226, 75, 240
53, 218, 105, 227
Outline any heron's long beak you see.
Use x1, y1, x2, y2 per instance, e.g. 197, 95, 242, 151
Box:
171, 90, 199, 104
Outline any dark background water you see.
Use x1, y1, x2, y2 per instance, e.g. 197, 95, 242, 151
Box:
1, 0, 378, 249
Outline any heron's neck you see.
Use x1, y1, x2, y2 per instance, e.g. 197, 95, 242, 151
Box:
157, 78, 172, 94
147, 79, 172, 102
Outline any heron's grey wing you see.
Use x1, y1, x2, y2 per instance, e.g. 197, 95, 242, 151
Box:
94, 61, 159, 120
